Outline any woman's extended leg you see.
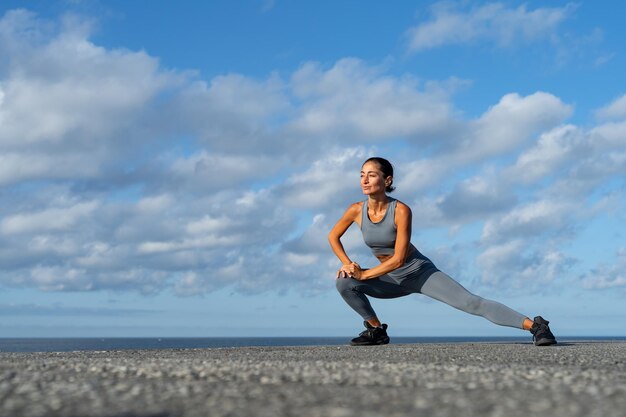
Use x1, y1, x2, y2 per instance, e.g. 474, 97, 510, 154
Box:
418, 271, 527, 329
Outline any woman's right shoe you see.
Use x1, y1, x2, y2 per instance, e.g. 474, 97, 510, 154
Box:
350, 321, 390, 346
530, 316, 557, 346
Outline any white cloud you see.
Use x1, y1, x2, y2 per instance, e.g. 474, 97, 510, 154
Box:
169, 74, 288, 153
589, 120, 626, 149
481, 199, 573, 244
284, 252, 318, 268
407, 2, 575, 52
1, 201, 99, 234
135, 194, 174, 214
596, 94, 626, 120
0, 9, 180, 186
453, 92, 572, 163
10, 265, 169, 294
505, 124, 584, 184
395, 92, 571, 196
167, 151, 281, 190
395, 158, 449, 193
279, 147, 369, 209
476, 239, 524, 286
583, 249, 626, 290
137, 234, 244, 254
288, 59, 456, 141
185, 215, 232, 235
536, 120, 626, 199
477, 240, 573, 290
436, 174, 516, 222
584, 275, 626, 290
0, 151, 101, 185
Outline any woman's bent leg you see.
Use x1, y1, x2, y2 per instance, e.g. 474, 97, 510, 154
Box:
335, 275, 413, 320
419, 271, 527, 329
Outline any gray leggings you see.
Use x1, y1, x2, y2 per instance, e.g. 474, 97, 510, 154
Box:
335, 269, 527, 329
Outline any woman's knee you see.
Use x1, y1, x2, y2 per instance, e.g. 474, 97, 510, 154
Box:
335, 277, 358, 293
462, 295, 484, 314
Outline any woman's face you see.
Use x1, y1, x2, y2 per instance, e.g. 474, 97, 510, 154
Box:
360, 161, 390, 196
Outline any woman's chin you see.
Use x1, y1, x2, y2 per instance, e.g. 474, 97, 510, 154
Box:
362, 188, 381, 195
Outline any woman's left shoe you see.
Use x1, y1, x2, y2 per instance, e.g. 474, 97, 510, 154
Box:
530, 316, 557, 346
350, 322, 390, 346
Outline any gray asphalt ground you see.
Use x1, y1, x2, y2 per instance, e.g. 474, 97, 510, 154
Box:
1, 341, 625, 417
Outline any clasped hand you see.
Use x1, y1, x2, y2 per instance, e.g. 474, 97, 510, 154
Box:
336, 262, 366, 280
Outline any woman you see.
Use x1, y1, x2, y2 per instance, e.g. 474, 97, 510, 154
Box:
328, 157, 557, 347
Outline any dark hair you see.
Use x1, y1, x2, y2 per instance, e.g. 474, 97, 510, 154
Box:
362, 157, 396, 193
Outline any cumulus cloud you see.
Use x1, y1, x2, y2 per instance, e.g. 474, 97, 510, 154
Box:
453, 92, 572, 163
481, 199, 575, 244
407, 2, 576, 52
165, 151, 282, 192
470, 193, 579, 288
583, 248, 626, 290
278, 147, 369, 209
396, 92, 571, 188
288, 59, 458, 143
504, 125, 585, 184
436, 174, 517, 223
476, 240, 574, 290
0, 201, 99, 234
167, 74, 289, 153
0, 185, 297, 295
534, 120, 626, 201
461, 101, 626, 290
596, 94, 626, 120
0, 9, 180, 187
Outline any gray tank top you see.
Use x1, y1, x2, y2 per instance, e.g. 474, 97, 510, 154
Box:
360, 197, 436, 281
361, 198, 397, 256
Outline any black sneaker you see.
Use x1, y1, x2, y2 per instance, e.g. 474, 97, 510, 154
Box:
530, 316, 557, 346
350, 321, 390, 346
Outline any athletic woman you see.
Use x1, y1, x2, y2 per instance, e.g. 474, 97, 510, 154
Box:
329, 157, 557, 346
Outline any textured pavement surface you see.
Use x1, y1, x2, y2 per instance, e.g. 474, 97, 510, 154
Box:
1, 341, 625, 417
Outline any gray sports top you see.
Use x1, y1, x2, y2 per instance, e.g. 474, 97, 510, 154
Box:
361, 197, 398, 256
360, 197, 436, 281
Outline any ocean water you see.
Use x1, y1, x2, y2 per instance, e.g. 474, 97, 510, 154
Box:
1, 336, 625, 353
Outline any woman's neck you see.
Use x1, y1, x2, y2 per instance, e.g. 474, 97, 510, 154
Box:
367, 193, 389, 211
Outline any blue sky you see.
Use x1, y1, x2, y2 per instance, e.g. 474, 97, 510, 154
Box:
1, 1, 625, 338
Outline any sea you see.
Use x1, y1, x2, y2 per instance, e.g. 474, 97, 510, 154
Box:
1, 336, 625, 353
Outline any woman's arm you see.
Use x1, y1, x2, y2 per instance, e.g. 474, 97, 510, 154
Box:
328, 203, 361, 265
351, 202, 413, 280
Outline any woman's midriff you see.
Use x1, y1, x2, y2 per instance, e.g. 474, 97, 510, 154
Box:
375, 245, 417, 263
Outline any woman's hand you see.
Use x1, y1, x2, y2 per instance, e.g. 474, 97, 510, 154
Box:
348, 263, 367, 280
337, 262, 368, 280
337, 262, 361, 279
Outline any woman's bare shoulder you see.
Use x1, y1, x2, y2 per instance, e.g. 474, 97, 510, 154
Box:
348, 201, 363, 214
344, 201, 363, 222
394, 200, 412, 216
395, 199, 411, 210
